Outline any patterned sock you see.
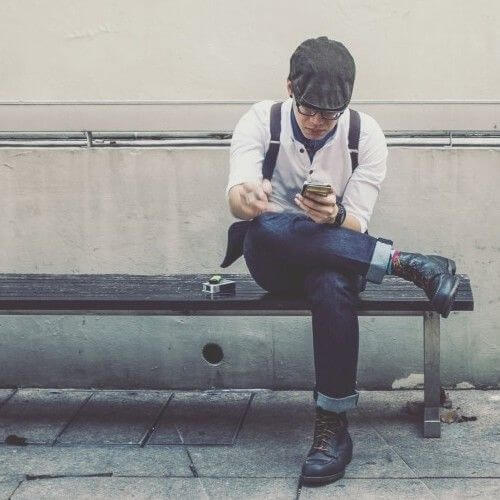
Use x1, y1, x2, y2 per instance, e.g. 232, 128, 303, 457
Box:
387, 249, 399, 274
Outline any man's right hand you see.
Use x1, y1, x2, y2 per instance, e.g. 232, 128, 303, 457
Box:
229, 180, 281, 220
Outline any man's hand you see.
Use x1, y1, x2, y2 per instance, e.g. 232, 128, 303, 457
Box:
294, 190, 338, 224
240, 179, 281, 217
229, 179, 281, 220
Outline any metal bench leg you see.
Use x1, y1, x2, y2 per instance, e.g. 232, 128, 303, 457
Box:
423, 311, 441, 437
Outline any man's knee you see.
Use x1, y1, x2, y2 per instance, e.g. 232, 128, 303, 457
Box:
250, 212, 290, 246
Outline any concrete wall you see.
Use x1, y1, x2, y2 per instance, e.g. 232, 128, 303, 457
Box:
2, 0, 498, 101
1, 0, 499, 130
0, 1, 498, 389
0, 147, 498, 390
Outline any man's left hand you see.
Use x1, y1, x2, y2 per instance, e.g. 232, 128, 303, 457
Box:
294, 191, 338, 224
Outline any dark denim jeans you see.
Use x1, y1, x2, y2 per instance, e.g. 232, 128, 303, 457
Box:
242, 211, 393, 413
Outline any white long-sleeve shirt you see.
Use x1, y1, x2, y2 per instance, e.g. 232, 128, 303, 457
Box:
225, 97, 388, 233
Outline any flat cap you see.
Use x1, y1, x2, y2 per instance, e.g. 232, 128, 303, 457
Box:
289, 36, 355, 110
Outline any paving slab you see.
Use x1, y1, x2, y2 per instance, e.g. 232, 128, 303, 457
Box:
0, 476, 22, 500
423, 478, 500, 499
200, 477, 298, 499
0, 445, 191, 477
56, 390, 171, 445
11, 477, 208, 499
358, 390, 500, 477
345, 426, 417, 479
0, 388, 497, 499
300, 478, 433, 499
188, 391, 414, 478
148, 390, 251, 445
187, 390, 312, 478
0, 389, 90, 445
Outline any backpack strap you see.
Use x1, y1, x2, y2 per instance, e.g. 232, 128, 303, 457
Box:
262, 102, 283, 180
348, 109, 361, 172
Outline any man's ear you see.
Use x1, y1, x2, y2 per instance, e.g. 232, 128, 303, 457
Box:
286, 79, 293, 97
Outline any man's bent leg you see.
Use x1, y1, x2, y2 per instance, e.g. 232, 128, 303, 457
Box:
303, 267, 360, 413
301, 267, 358, 485
246, 211, 459, 319
243, 214, 309, 294
244, 217, 361, 408
244, 214, 361, 484
249, 212, 392, 284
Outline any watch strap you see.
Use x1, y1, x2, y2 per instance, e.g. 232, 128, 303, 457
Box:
332, 202, 346, 227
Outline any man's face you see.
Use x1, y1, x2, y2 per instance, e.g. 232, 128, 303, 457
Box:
286, 80, 339, 140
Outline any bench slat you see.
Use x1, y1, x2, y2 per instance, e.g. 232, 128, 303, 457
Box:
0, 273, 473, 313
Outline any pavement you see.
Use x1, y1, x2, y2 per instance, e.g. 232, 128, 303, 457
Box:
0, 389, 498, 499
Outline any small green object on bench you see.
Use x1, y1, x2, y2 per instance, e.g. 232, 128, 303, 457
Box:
209, 275, 223, 284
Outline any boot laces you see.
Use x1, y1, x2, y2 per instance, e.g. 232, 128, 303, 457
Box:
312, 410, 344, 454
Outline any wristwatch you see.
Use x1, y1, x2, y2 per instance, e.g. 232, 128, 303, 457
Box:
329, 202, 346, 227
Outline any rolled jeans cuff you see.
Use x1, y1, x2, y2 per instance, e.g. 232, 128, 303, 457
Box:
365, 240, 393, 284
315, 390, 359, 413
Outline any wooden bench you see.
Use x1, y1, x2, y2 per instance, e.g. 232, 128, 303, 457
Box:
0, 272, 474, 437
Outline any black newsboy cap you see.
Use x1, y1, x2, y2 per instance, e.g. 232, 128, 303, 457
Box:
289, 36, 355, 110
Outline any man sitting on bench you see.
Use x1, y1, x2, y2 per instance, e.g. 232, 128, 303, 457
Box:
222, 36, 459, 486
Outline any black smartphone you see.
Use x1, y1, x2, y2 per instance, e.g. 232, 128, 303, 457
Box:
301, 181, 333, 197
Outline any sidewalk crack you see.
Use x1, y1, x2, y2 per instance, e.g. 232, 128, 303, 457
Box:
51, 391, 95, 446
26, 472, 113, 481
7, 477, 23, 500
139, 392, 174, 447
230, 392, 255, 445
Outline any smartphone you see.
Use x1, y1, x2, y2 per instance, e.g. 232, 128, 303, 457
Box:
301, 181, 333, 197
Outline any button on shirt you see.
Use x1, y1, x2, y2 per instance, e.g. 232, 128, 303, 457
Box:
225, 97, 388, 233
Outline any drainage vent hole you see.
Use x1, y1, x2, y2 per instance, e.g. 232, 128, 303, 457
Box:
202, 343, 223, 365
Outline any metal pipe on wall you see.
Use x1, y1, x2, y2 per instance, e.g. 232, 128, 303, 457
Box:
0, 132, 499, 148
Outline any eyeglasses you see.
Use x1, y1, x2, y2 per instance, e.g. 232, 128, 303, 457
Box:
294, 97, 345, 121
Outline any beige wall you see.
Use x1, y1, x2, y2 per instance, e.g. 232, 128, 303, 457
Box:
1, 0, 499, 130
0, 147, 497, 389
0, 2, 497, 389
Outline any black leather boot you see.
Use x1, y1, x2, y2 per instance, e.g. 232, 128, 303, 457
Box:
427, 255, 456, 275
392, 251, 460, 318
301, 407, 352, 485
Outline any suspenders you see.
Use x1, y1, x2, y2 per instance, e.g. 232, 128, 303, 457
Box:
348, 108, 361, 171
219, 103, 383, 270
262, 102, 284, 181
261, 102, 361, 182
